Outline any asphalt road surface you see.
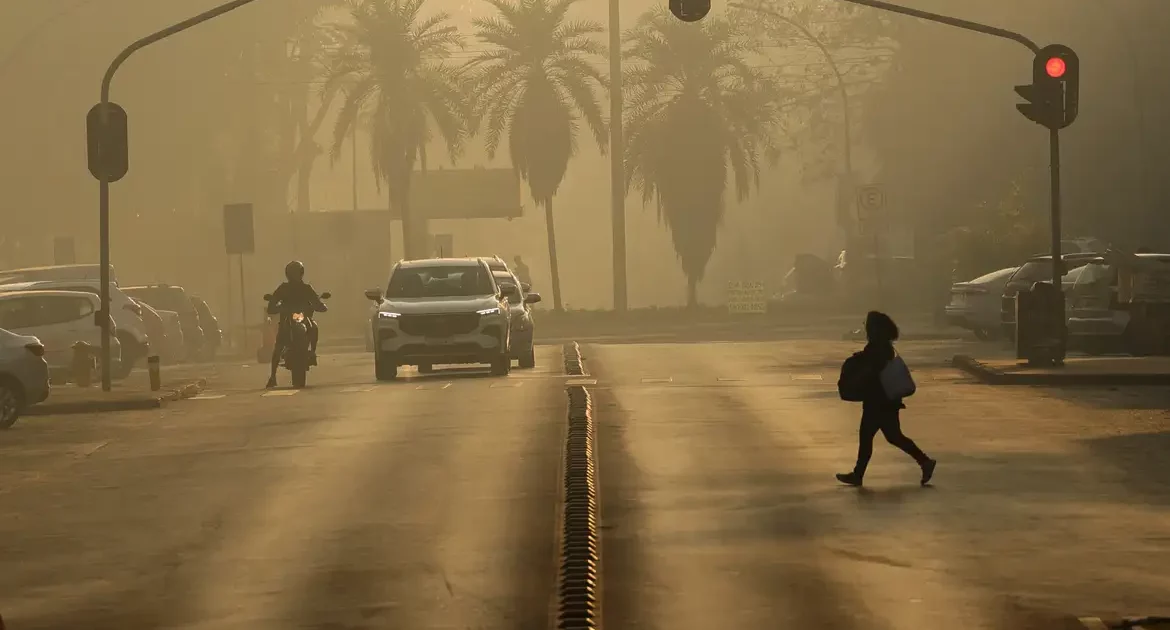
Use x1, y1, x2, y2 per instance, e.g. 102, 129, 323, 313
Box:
2, 339, 1170, 629
0, 348, 567, 630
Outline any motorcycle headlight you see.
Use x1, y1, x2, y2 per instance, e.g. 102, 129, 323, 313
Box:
477, 307, 501, 316
378, 311, 401, 319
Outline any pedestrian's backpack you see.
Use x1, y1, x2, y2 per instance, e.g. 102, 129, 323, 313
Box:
880, 352, 916, 399
837, 352, 869, 402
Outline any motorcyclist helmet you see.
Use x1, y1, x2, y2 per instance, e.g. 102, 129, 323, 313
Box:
285, 260, 305, 282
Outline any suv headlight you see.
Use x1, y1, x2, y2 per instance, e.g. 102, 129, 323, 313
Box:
477, 307, 501, 315
378, 311, 401, 319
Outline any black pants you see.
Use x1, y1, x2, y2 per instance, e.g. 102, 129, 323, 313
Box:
853, 408, 929, 477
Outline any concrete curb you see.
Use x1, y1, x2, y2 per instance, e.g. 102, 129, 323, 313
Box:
28, 378, 209, 416
952, 354, 1170, 386
556, 342, 601, 630
1077, 617, 1170, 629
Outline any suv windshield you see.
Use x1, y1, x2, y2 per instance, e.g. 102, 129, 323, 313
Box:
387, 265, 495, 298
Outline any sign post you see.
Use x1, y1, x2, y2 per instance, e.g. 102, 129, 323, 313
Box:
223, 203, 255, 353
856, 183, 886, 305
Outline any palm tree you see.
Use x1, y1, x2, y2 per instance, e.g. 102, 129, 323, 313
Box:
465, 0, 609, 311
321, 0, 469, 259
623, 10, 785, 307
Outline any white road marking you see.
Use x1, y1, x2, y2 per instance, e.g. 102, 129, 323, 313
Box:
340, 386, 374, 393
717, 377, 745, 382
261, 390, 300, 397
490, 381, 523, 388
641, 377, 673, 384
190, 394, 227, 400
791, 374, 824, 381
565, 378, 597, 386
415, 382, 452, 390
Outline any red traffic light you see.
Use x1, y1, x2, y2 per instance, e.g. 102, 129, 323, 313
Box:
1045, 56, 1066, 78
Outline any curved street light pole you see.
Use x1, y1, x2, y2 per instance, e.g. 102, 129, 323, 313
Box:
730, 3, 882, 302
96, 0, 265, 390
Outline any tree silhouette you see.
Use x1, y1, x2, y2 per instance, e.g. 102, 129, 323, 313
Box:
321, 0, 469, 259
623, 10, 784, 307
465, 0, 609, 311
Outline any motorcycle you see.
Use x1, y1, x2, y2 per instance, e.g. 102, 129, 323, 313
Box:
261, 291, 330, 389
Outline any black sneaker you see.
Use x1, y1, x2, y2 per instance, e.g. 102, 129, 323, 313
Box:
920, 459, 937, 486
266, 376, 278, 389
835, 472, 863, 487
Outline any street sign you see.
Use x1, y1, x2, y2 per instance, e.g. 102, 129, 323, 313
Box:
727, 280, 766, 314
53, 236, 76, 265
223, 203, 255, 255
86, 102, 129, 182
856, 184, 885, 218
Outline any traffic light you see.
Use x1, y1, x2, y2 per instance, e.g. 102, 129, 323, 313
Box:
1014, 44, 1079, 130
670, 0, 710, 22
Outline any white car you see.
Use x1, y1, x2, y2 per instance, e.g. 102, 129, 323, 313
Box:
0, 263, 118, 286
365, 258, 512, 380
155, 310, 187, 363
945, 267, 1019, 340
0, 280, 149, 376
0, 327, 50, 428
0, 290, 121, 373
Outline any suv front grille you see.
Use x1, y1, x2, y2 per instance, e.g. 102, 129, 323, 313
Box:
399, 313, 480, 337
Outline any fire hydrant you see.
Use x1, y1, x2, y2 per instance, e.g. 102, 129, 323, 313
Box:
71, 341, 95, 387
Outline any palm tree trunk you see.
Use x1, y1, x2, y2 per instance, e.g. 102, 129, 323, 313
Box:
395, 176, 417, 260
686, 276, 698, 309
543, 199, 564, 311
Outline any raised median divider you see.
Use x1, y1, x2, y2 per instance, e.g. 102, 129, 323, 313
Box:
557, 341, 601, 630
953, 354, 1170, 386
27, 378, 208, 415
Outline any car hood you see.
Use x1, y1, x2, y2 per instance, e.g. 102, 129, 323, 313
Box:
0, 327, 41, 349
380, 296, 499, 315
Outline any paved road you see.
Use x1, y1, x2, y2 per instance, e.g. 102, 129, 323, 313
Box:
589, 339, 1170, 628
4, 339, 1170, 628
0, 348, 567, 630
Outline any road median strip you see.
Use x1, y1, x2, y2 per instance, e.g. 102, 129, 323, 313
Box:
27, 378, 209, 415
952, 354, 1170, 386
557, 341, 601, 630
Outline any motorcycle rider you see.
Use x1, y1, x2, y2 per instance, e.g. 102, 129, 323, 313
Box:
266, 260, 326, 388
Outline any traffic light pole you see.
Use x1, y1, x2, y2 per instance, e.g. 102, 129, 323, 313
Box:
1049, 128, 1062, 289
95, 0, 264, 391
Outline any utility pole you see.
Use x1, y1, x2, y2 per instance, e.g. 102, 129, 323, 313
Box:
609, 0, 627, 311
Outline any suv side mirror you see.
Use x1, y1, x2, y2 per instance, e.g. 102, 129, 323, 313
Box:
262, 293, 274, 301
524, 292, 542, 304
320, 292, 332, 300
364, 289, 382, 302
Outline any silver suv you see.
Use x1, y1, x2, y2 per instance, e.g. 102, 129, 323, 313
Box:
365, 258, 512, 380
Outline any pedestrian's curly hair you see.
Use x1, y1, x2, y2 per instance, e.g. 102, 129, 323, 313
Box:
865, 311, 899, 342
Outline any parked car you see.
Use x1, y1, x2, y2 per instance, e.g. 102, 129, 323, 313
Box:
132, 299, 168, 358
121, 285, 204, 360
999, 252, 1100, 340
945, 267, 1019, 340
0, 290, 121, 373
365, 258, 511, 379
0, 263, 118, 286
485, 255, 531, 291
189, 296, 222, 360
0, 327, 50, 428
1068, 253, 1170, 355
493, 270, 541, 368
155, 310, 187, 363
0, 280, 150, 377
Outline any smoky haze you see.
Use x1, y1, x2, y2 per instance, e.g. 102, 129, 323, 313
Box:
0, 0, 1166, 324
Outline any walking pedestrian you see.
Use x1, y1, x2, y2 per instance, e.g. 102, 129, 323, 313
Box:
835, 311, 936, 487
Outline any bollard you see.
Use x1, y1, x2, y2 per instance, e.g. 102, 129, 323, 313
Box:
147, 355, 161, 392
72, 341, 94, 387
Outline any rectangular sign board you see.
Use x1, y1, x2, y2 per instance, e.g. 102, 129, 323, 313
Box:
727, 280, 766, 314
223, 203, 255, 255
406, 169, 521, 219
